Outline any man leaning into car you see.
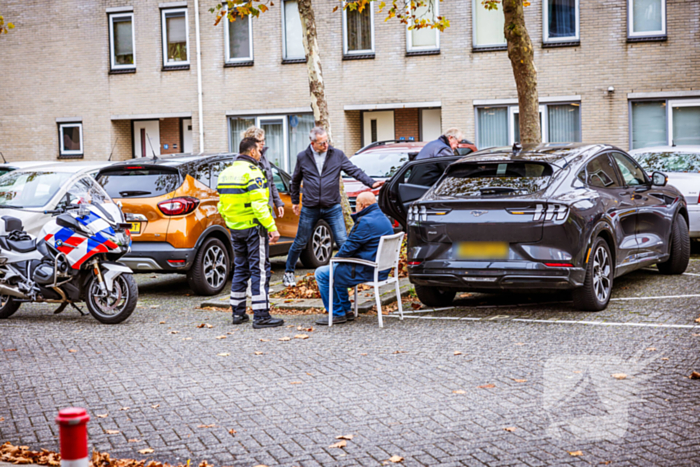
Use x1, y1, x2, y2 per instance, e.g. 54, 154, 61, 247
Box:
217, 137, 284, 329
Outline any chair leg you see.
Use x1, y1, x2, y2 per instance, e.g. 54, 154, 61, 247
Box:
395, 279, 403, 320
375, 284, 383, 328
354, 285, 358, 318
328, 265, 333, 327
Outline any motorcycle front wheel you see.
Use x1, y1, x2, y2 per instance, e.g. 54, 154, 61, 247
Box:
86, 273, 138, 324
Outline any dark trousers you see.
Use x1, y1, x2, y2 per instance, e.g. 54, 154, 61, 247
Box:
230, 227, 271, 320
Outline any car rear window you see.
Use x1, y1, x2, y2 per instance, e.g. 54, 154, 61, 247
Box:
97, 167, 182, 198
433, 162, 553, 198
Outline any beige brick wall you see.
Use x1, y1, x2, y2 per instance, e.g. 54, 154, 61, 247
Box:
0, 0, 698, 163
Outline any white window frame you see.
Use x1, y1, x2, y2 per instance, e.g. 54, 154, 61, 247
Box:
472, 0, 506, 49
109, 12, 136, 70
58, 123, 84, 157
161, 7, 190, 67
228, 115, 291, 171
342, 2, 375, 55
509, 105, 547, 144
628, 0, 666, 38
668, 98, 700, 146
406, 0, 439, 52
543, 0, 580, 43
281, 0, 305, 60
223, 14, 253, 63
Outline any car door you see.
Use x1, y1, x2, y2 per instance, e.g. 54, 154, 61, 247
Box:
610, 151, 668, 260
378, 156, 461, 229
584, 154, 638, 267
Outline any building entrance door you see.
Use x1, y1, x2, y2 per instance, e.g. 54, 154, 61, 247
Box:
133, 120, 160, 157
182, 118, 193, 153
259, 116, 289, 171
363, 110, 395, 145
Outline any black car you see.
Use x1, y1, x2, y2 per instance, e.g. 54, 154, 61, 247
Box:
379, 143, 690, 311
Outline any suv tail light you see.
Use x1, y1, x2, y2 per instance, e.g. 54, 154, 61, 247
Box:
508, 204, 568, 221
158, 197, 200, 216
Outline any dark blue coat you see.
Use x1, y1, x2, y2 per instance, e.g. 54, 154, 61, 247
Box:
415, 135, 454, 160
333, 203, 395, 283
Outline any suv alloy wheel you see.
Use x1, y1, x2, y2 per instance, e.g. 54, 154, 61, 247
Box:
187, 237, 230, 296
300, 220, 334, 268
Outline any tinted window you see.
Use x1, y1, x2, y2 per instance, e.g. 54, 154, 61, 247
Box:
586, 155, 620, 188
634, 151, 700, 173
196, 163, 210, 187
97, 168, 181, 198
433, 162, 553, 198
210, 160, 235, 189
271, 165, 287, 193
0, 171, 72, 208
612, 153, 647, 186
0, 169, 14, 178
349, 152, 410, 178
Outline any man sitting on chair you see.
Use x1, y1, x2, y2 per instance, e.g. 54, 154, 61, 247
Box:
314, 191, 394, 325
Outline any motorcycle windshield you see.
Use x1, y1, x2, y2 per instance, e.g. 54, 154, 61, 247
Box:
0, 171, 72, 208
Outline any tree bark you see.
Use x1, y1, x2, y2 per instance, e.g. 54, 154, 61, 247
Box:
502, 0, 540, 145
297, 0, 354, 232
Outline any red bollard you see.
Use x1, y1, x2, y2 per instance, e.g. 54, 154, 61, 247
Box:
55, 407, 90, 467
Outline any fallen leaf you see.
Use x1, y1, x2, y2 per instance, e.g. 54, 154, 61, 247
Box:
393, 350, 407, 354
215, 335, 227, 340
568, 451, 583, 456
329, 440, 347, 449
290, 381, 303, 385
96, 413, 108, 418
105, 430, 120, 435
453, 390, 466, 394
128, 439, 140, 443
228, 429, 236, 435
68, 349, 78, 353
182, 337, 192, 341
169, 331, 180, 335
159, 321, 166, 324
138, 448, 154, 455
573, 370, 582, 373
252, 465, 268, 467
478, 384, 496, 389
3, 348, 17, 352
646, 347, 657, 351
297, 326, 314, 332
119, 407, 130, 411
336, 434, 354, 440
197, 424, 216, 428
150, 305, 160, 309
514, 342, 524, 346
388, 456, 404, 463
226, 331, 236, 335
196, 323, 214, 328
661, 357, 669, 360
504, 427, 517, 432
411, 303, 422, 310
454, 351, 462, 355
151, 404, 160, 409
692, 333, 700, 337
0, 417, 4, 421
361, 353, 368, 356
294, 334, 309, 340
279, 337, 291, 341
695, 317, 700, 324
512, 379, 527, 383
259, 338, 270, 342
689, 371, 700, 379
254, 351, 264, 355
611, 373, 627, 380
217, 353, 230, 357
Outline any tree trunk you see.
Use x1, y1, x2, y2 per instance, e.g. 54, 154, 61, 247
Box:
297, 0, 354, 232
502, 0, 540, 145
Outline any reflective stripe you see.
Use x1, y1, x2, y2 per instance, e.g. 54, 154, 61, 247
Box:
218, 188, 247, 194
230, 292, 246, 298
251, 302, 268, 310
230, 298, 246, 306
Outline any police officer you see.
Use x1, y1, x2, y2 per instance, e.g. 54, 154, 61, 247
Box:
217, 137, 284, 329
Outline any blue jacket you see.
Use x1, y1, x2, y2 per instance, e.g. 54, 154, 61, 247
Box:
415, 135, 454, 160
333, 203, 395, 283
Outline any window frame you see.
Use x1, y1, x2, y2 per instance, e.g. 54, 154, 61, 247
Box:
281, 0, 306, 61
628, 0, 666, 39
342, 1, 375, 56
406, 0, 439, 53
585, 154, 623, 189
609, 151, 649, 186
509, 105, 547, 144
629, 98, 700, 148
161, 7, 190, 67
472, 0, 507, 49
542, 0, 580, 44
223, 13, 254, 63
109, 12, 136, 70
58, 123, 84, 158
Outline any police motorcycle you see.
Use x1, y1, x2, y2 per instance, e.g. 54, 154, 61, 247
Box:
0, 202, 137, 324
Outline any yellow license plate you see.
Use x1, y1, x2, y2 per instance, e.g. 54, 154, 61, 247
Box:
457, 242, 508, 260
129, 222, 141, 234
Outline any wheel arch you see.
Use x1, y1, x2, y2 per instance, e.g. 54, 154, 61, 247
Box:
678, 206, 689, 227
194, 225, 233, 264
589, 222, 616, 268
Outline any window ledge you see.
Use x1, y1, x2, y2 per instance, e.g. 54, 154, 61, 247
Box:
282, 58, 307, 64
342, 53, 375, 61
472, 45, 508, 53
542, 41, 580, 48
627, 35, 667, 43
58, 154, 84, 160
406, 49, 440, 57
224, 60, 254, 68
162, 64, 190, 71
109, 68, 136, 75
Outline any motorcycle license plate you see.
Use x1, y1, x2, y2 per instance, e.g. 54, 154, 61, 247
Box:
457, 242, 508, 260
129, 222, 141, 234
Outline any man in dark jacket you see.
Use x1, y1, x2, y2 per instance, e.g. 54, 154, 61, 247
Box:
242, 126, 285, 218
284, 127, 382, 287
313, 192, 394, 325
414, 128, 464, 160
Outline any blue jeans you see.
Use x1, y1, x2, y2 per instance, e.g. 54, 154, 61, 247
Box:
315, 264, 365, 317
285, 204, 348, 273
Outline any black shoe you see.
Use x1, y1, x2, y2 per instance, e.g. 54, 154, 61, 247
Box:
232, 314, 250, 325
316, 315, 347, 325
346, 313, 355, 322
252, 317, 284, 329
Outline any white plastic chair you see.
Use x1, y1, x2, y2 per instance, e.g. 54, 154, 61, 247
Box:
328, 232, 405, 328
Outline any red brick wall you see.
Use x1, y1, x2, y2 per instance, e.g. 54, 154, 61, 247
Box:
394, 108, 419, 142
160, 118, 181, 154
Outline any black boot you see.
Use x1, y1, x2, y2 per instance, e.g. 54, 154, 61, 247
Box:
253, 317, 284, 329
232, 314, 250, 325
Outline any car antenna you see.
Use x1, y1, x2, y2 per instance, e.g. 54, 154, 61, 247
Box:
107, 137, 119, 161
0, 152, 6, 164
146, 133, 159, 160
512, 142, 523, 154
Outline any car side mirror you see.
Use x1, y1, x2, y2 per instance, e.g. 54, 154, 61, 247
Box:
651, 171, 667, 187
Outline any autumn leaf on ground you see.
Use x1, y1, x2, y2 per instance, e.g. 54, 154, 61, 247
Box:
128, 439, 140, 443
182, 337, 192, 341
297, 326, 314, 332
393, 350, 407, 354
361, 353, 368, 356
695, 317, 700, 323
504, 427, 517, 432
689, 371, 700, 379
227, 331, 236, 335
197, 424, 216, 428
169, 331, 180, 335
138, 448, 154, 455
119, 407, 130, 411
279, 337, 291, 341
512, 379, 527, 383
661, 357, 669, 360
196, 323, 214, 328
329, 440, 347, 449
336, 434, 354, 440
411, 303, 422, 310
453, 390, 466, 394
228, 429, 236, 435
388, 455, 404, 463
68, 349, 78, 353
96, 413, 108, 418
150, 305, 160, 309
0, 417, 4, 421
159, 321, 166, 324
514, 342, 524, 346
105, 430, 120, 435
259, 338, 270, 342
646, 347, 657, 351
294, 334, 309, 340
151, 404, 160, 409
215, 335, 227, 340
217, 353, 230, 357
454, 351, 462, 355
568, 451, 583, 456
3, 349, 17, 352
254, 351, 264, 355
290, 381, 302, 385
478, 384, 495, 389
611, 373, 627, 380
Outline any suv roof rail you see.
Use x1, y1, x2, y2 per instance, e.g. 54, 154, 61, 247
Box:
356, 140, 405, 154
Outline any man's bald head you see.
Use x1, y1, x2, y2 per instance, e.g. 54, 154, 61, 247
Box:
355, 191, 376, 213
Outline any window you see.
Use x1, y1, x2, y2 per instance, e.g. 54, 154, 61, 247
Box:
0, 171, 72, 208
58, 123, 83, 157
630, 99, 700, 148
224, 14, 253, 63
628, 0, 666, 38
511, 106, 545, 144
343, 2, 374, 55
161, 8, 189, 66
196, 163, 211, 187
543, 0, 579, 43
477, 107, 508, 148
407, 0, 438, 52
586, 155, 620, 188
433, 162, 553, 198
473, 0, 506, 48
211, 161, 234, 189
282, 0, 305, 60
547, 104, 581, 142
612, 152, 647, 186
287, 114, 314, 172
109, 13, 135, 70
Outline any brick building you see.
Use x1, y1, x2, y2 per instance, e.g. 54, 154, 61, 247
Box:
0, 0, 698, 171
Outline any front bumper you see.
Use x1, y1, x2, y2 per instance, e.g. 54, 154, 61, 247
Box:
121, 242, 196, 272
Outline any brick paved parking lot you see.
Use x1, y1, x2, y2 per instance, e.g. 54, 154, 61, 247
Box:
2, 257, 700, 466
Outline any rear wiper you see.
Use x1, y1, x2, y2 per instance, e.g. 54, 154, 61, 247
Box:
119, 190, 151, 197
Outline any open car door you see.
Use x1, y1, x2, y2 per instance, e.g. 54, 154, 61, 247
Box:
378, 156, 461, 230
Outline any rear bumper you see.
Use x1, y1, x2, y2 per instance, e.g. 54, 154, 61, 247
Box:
688, 204, 700, 238
122, 242, 195, 272
409, 262, 586, 290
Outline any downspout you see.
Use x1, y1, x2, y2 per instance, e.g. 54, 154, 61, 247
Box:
194, 0, 204, 154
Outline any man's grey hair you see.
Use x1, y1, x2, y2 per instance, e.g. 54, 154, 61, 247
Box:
443, 128, 464, 141
309, 126, 327, 142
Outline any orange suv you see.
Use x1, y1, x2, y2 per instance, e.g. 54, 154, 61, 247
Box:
96, 154, 334, 295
